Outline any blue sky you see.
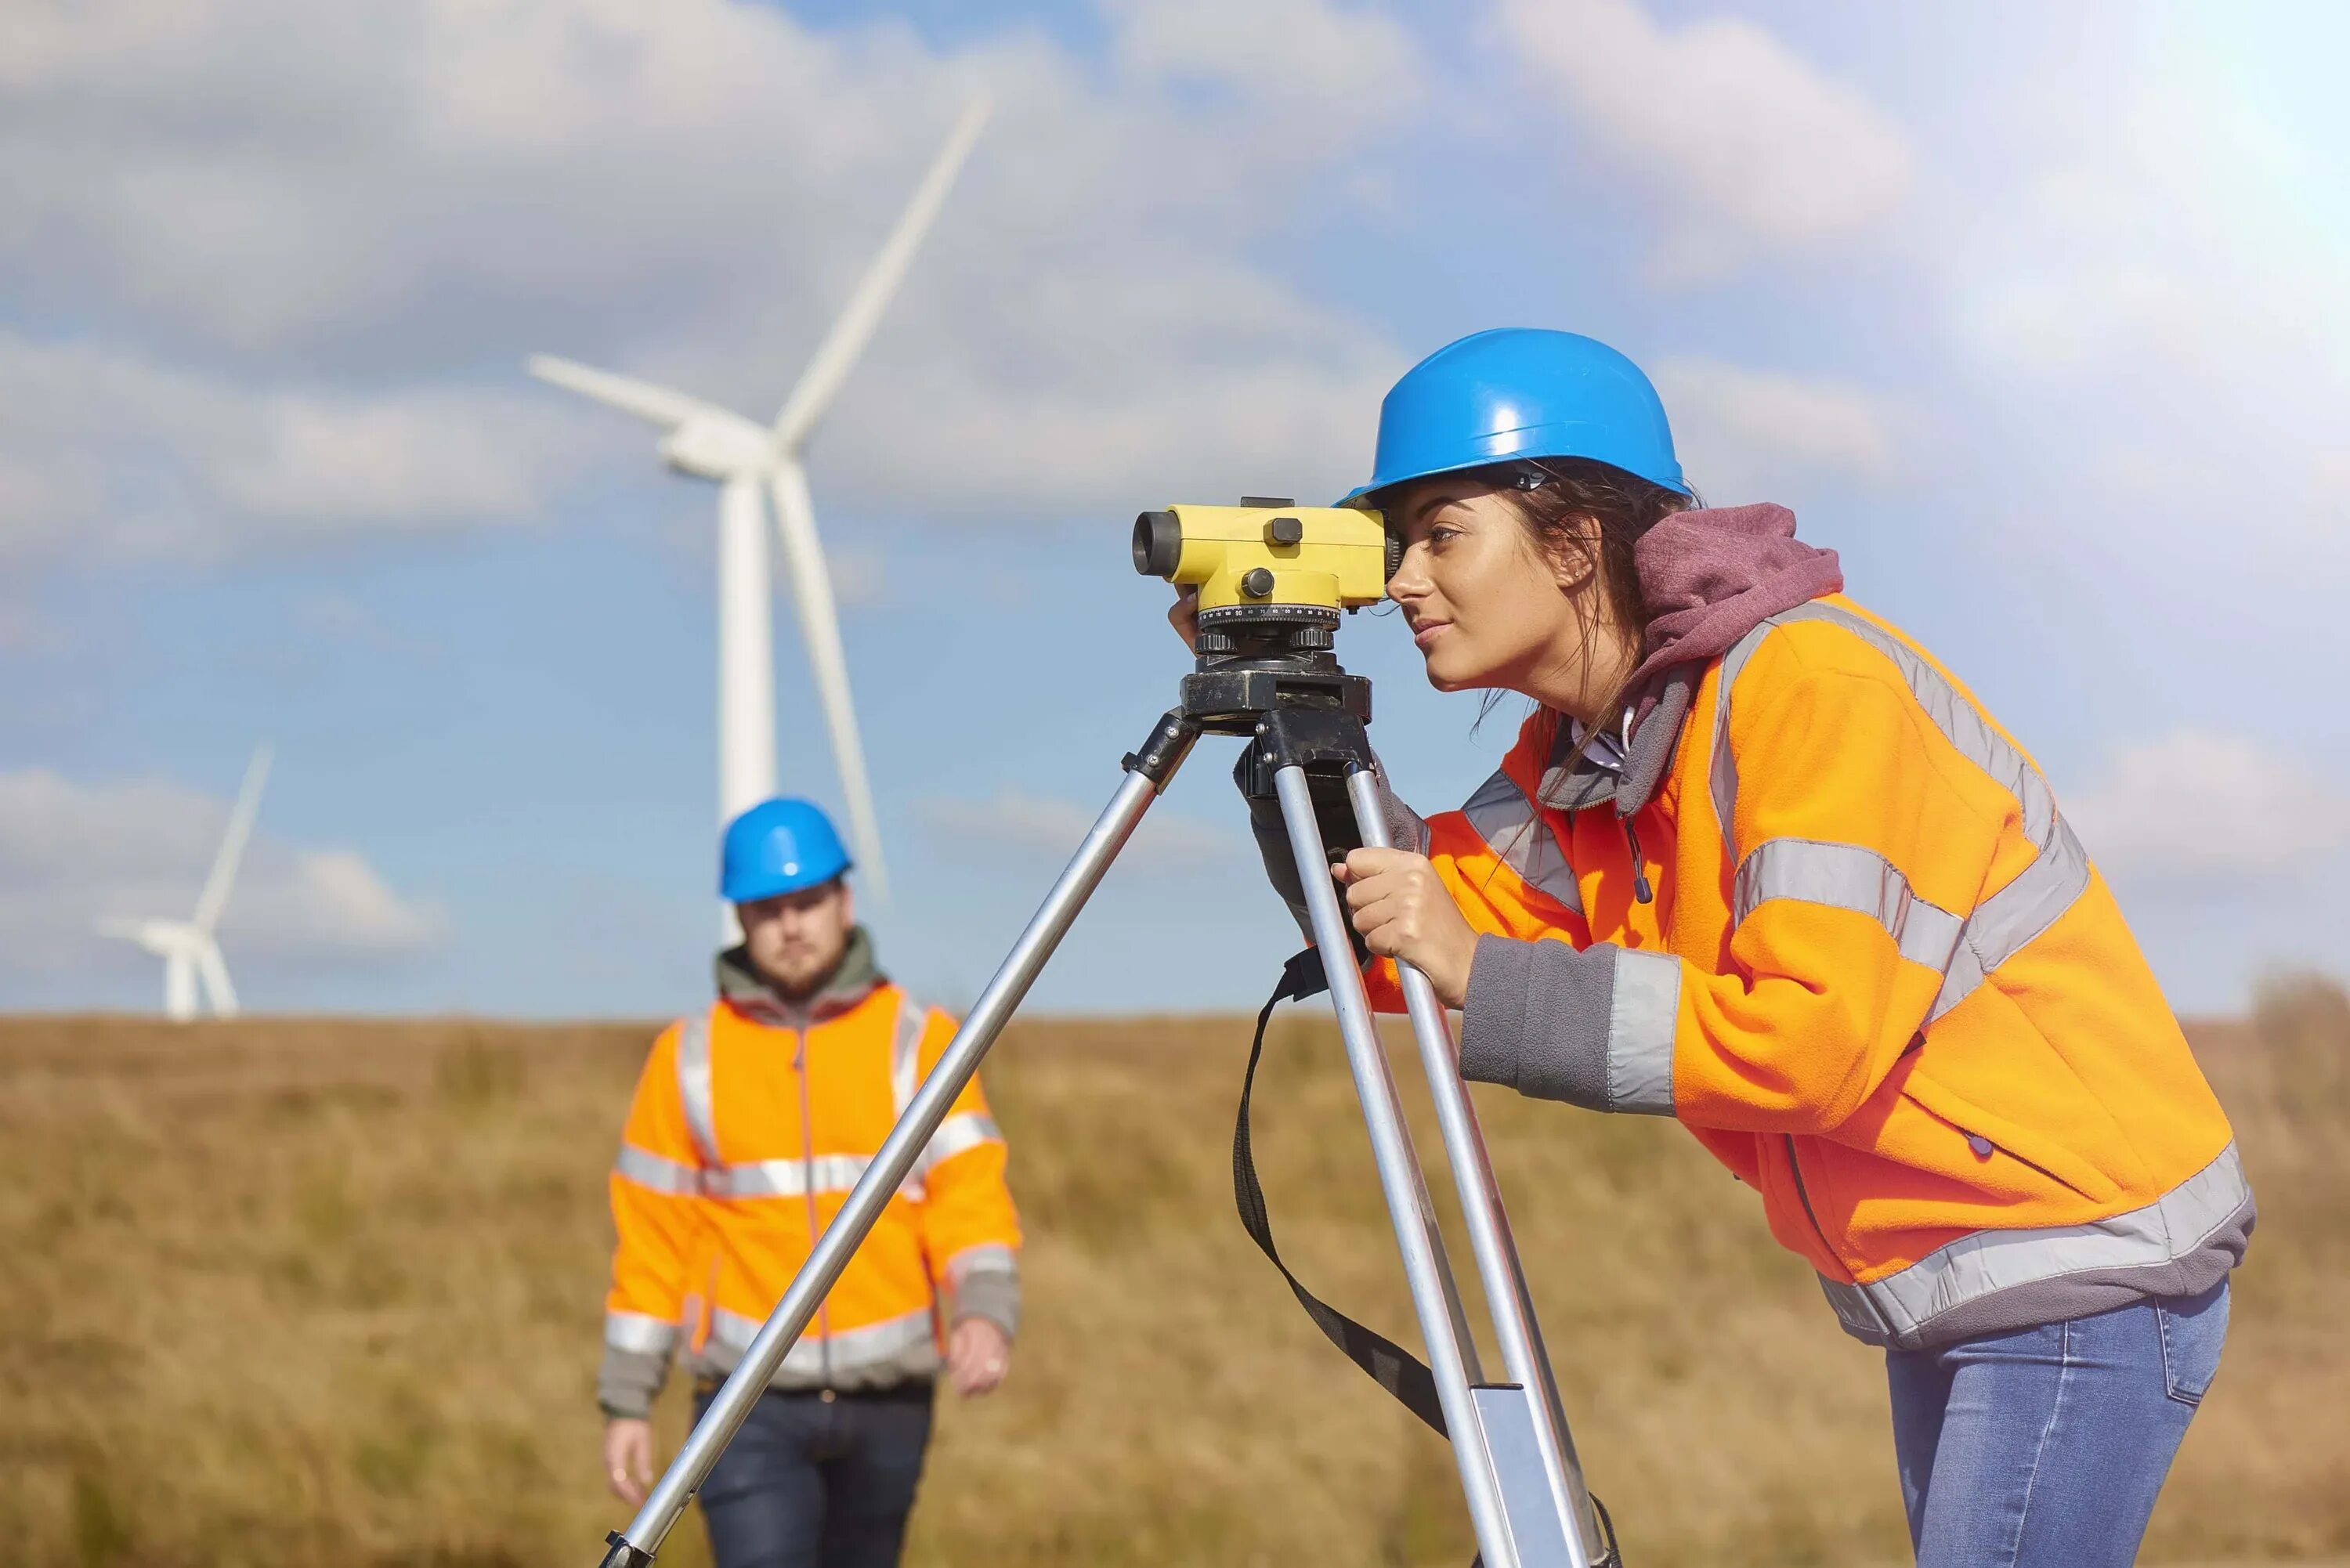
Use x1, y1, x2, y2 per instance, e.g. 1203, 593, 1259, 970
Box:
3, 0, 2345, 1017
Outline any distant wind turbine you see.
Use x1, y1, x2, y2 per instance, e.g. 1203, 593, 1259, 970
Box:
97, 745, 272, 1022
530, 97, 992, 905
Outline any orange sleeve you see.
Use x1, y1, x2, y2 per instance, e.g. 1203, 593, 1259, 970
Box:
606, 1021, 710, 1336
906, 1006, 1022, 1322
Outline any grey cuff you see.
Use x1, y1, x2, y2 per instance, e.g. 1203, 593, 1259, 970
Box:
950, 1270, 1021, 1340
598, 1346, 671, 1421
1457, 934, 1617, 1111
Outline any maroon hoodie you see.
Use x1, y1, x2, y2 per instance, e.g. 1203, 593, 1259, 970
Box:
1561, 502, 1842, 818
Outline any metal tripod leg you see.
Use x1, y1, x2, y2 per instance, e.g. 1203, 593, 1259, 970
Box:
1346, 768, 1607, 1567
595, 712, 1199, 1568
1270, 764, 1528, 1568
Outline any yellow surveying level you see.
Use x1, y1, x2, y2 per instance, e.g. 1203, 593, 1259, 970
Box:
1131, 498, 1393, 613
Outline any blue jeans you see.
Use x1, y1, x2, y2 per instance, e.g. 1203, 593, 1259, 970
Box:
1885, 1282, 2229, 1567
694, 1386, 935, 1568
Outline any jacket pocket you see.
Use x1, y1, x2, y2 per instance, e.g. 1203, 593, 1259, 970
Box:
1899, 1069, 2121, 1206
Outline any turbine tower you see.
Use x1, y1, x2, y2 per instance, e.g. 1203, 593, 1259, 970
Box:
96, 745, 271, 1022
530, 98, 991, 904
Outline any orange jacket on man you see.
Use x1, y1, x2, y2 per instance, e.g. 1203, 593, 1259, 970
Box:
1356, 589, 2251, 1349
598, 932, 1020, 1417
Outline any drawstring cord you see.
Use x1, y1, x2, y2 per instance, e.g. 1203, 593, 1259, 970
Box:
1619, 704, 1654, 905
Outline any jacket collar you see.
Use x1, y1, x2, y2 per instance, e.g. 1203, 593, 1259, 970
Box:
714, 926, 886, 1028
1525, 501, 1840, 821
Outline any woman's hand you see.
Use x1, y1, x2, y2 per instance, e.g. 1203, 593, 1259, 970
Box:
1169, 584, 1199, 652
1335, 847, 1477, 1008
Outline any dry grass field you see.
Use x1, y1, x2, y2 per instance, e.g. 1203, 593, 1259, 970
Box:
2, 977, 2345, 1568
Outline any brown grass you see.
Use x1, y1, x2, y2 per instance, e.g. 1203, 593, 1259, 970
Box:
1, 981, 2345, 1567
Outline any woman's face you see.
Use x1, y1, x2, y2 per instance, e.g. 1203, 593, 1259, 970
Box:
1382, 478, 1589, 695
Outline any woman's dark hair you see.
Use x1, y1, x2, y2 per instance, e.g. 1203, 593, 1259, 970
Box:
1501, 456, 1690, 641
1474, 457, 1694, 740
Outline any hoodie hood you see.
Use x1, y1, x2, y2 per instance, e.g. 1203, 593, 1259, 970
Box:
715, 925, 886, 1027
1536, 502, 1842, 819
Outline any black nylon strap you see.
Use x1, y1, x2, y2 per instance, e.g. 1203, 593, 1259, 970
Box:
1235, 949, 1628, 1567
1233, 948, 1449, 1436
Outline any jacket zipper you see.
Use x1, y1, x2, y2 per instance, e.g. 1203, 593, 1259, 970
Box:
1783, 1134, 1838, 1267
793, 1029, 832, 1386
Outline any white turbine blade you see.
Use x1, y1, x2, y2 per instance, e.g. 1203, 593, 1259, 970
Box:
194, 745, 271, 932
767, 461, 889, 902
526, 355, 728, 432
94, 917, 148, 942
196, 938, 239, 1018
772, 96, 991, 451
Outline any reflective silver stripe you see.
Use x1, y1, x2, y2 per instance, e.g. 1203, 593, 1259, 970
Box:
1460, 767, 1583, 914
1734, 837, 1965, 974
1707, 602, 2090, 1017
891, 992, 927, 1116
1605, 948, 1680, 1115
704, 1153, 870, 1199
921, 1111, 1002, 1172
613, 1142, 702, 1195
675, 1012, 718, 1164
945, 1241, 1018, 1284
605, 1310, 680, 1354
709, 1304, 936, 1375
1929, 818, 2092, 1022
1818, 1143, 2253, 1346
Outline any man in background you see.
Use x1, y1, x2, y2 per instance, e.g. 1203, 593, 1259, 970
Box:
598, 798, 1020, 1568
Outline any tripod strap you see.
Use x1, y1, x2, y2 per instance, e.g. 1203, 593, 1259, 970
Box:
1233, 948, 1450, 1436
1235, 950, 1629, 1568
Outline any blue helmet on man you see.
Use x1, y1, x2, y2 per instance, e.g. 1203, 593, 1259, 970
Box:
1344, 327, 1690, 504
721, 797, 852, 903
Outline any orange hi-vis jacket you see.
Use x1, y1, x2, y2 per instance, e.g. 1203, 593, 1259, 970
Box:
1374, 594, 2254, 1349
599, 936, 1019, 1416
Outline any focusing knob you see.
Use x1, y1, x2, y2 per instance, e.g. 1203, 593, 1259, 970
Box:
1266, 515, 1303, 546
1240, 567, 1277, 598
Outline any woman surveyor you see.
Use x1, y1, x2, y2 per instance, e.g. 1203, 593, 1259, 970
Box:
1178, 329, 2254, 1567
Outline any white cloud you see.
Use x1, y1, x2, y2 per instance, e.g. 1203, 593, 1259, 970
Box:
1650, 356, 1898, 500
0, 0, 1413, 555
1496, 0, 1913, 279
0, 765, 446, 976
919, 785, 1246, 874
2064, 730, 2349, 888
0, 330, 588, 560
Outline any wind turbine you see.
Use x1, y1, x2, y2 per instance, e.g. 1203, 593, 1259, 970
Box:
96, 745, 272, 1022
530, 99, 992, 904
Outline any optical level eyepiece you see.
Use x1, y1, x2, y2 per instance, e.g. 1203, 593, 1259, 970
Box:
1133, 511, 1184, 578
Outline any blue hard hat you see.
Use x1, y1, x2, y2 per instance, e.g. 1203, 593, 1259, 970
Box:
721, 797, 851, 902
1344, 328, 1690, 504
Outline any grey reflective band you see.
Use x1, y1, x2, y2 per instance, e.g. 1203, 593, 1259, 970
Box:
1928, 818, 2092, 1022
605, 1310, 681, 1354
676, 1012, 719, 1165
891, 992, 927, 1115
1460, 768, 1583, 914
921, 1112, 1002, 1172
703, 1153, 872, 1199
709, 1304, 936, 1373
945, 1241, 1018, 1283
613, 1142, 702, 1195
1708, 602, 2090, 1019
1604, 948, 1680, 1115
1734, 837, 1965, 974
1818, 1143, 2252, 1346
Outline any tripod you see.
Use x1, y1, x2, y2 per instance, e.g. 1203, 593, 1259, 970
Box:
597, 645, 1618, 1568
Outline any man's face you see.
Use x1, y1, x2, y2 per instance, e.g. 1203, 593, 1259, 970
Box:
737, 878, 855, 997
